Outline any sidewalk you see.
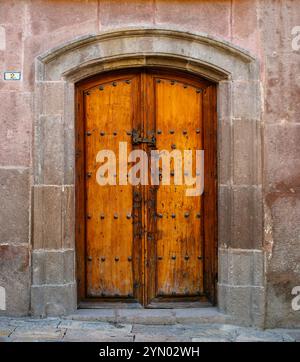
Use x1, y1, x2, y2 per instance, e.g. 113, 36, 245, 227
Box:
0, 316, 299, 342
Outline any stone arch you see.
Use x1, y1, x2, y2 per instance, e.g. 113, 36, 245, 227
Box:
32, 28, 264, 326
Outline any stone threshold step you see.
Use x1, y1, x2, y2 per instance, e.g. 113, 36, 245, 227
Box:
64, 307, 233, 325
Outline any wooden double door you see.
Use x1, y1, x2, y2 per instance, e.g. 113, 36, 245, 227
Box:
76, 69, 217, 307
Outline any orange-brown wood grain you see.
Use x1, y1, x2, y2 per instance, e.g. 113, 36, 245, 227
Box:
75, 69, 217, 307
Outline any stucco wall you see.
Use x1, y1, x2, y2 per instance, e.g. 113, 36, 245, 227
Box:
0, 0, 299, 328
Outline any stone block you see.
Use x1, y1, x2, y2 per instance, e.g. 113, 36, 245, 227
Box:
116, 309, 176, 325
218, 248, 264, 286
63, 329, 133, 342
232, 81, 261, 120
60, 320, 132, 334
0, 244, 30, 316
218, 119, 231, 185
155, 0, 231, 39
31, 283, 76, 317
265, 194, 300, 328
233, 119, 261, 185
33, 186, 74, 250
99, 0, 154, 28
27, 0, 98, 36
218, 185, 231, 247
264, 124, 300, 190
32, 250, 75, 285
35, 82, 65, 116
218, 81, 232, 120
174, 308, 230, 325
63, 82, 75, 185
62, 186, 75, 249
265, 278, 300, 328
218, 284, 265, 327
35, 115, 64, 184
9, 327, 65, 342
231, 186, 263, 249
232, 0, 259, 54
0, 168, 29, 243
0, 92, 32, 167
64, 309, 116, 323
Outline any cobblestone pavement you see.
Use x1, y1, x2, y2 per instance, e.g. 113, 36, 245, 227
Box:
0, 317, 300, 342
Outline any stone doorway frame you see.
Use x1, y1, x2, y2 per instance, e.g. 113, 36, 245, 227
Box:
32, 28, 264, 326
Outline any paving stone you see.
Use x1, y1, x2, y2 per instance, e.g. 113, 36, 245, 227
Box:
174, 308, 230, 324
192, 337, 230, 342
59, 320, 132, 334
234, 329, 292, 342
116, 309, 176, 325
0, 326, 14, 337
135, 334, 190, 342
64, 309, 116, 323
63, 329, 133, 342
9, 327, 65, 342
1, 317, 300, 342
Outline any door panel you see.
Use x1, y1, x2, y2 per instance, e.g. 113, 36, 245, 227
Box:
76, 69, 217, 307
153, 76, 203, 298
84, 75, 142, 299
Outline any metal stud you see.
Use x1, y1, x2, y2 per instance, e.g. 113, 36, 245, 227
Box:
183, 130, 187, 135
171, 213, 176, 218
157, 213, 163, 218
101, 257, 106, 262
171, 144, 176, 149
115, 257, 119, 262
100, 213, 105, 219
183, 84, 188, 89
114, 213, 118, 219
125, 79, 131, 84
84, 91, 90, 96
87, 214, 92, 220
196, 88, 202, 93
157, 129, 162, 135
185, 255, 190, 261
86, 131, 92, 136
156, 79, 161, 83
169, 129, 175, 134
170, 170, 175, 176
198, 256, 203, 260
113, 131, 117, 136
87, 256, 92, 261
171, 255, 176, 260
87, 172, 92, 178
126, 213, 132, 219
158, 256, 163, 260
196, 213, 201, 218
126, 130, 132, 136
171, 80, 175, 85
99, 85, 104, 91
128, 256, 132, 262
112, 81, 117, 87
100, 131, 105, 136
184, 212, 190, 218
196, 128, 201, 134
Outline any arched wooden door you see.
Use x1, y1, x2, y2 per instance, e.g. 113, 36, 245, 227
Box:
76, 69, 217, 308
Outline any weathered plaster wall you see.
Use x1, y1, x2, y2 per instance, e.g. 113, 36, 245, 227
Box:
0, 0, 299, 328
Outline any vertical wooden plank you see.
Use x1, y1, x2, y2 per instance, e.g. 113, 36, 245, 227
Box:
153, 75, 204, 297
84, 75, 139, 298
